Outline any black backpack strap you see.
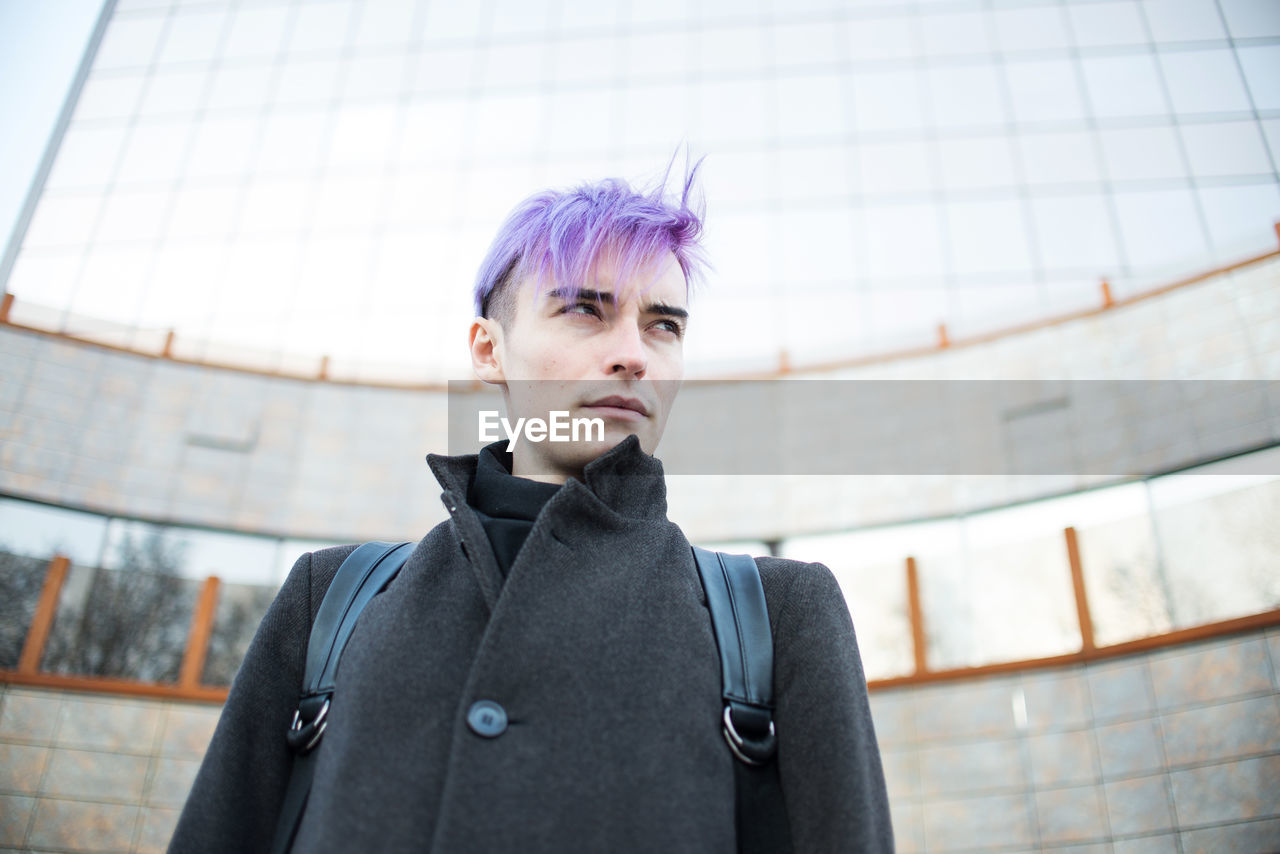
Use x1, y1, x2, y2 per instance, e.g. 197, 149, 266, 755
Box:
269, 541, 413, 854
691, 546, 793, 854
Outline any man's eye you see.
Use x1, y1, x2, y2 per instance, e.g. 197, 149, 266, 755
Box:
654, 319, 684, 336
565, 302, 601, 317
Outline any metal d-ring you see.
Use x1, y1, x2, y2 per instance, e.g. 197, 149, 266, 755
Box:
289, 698, 330, 754
722, 705, 776, 767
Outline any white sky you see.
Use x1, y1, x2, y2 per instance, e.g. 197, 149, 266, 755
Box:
0, 0, 103, 257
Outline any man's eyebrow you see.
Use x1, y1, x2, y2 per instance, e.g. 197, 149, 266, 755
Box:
547, 287, 689, 319
644, 302, 689, 320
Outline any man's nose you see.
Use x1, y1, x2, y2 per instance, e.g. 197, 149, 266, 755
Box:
606, 322, 647, 377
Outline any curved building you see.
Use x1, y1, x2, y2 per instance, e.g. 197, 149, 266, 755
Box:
1, 1, 1278, 852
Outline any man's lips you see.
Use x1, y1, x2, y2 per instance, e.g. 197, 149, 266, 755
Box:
581, 396, 650, 420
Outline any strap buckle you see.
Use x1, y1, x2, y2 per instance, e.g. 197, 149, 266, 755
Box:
722, 704, 776, 766
286, 697, 330, 755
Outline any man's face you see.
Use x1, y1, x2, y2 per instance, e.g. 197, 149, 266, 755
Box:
470, 251, 688, 481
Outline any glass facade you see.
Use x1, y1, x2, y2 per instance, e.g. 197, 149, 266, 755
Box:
4, 0, 1278, 381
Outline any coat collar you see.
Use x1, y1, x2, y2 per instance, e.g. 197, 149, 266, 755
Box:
426, 433, 669, 522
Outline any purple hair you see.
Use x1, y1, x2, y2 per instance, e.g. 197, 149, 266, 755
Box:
472, 158, 708, 319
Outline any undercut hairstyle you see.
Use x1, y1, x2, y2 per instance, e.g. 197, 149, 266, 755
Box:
472, 157, 709, 326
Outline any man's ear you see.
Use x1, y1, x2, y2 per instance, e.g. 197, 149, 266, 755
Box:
469, 316, 506, 384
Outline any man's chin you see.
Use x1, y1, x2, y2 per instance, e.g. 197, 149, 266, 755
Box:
533, 431, 654, 475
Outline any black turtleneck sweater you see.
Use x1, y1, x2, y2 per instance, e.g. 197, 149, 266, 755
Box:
466, 441, 561, 575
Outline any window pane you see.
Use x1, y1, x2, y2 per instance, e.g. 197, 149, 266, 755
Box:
625, 28, 694, 79
695, 80, 771, 145
490, 0, 555, 36
256, 111, 330, 177
776, 74, 847, 138
139, 69, 209, 117
206, 65, 274, 113
867, 285, 950, 342
947, 199, 1034, 275
421, 0, 486, 41
857, 140, 935, 196
201, 581, 277, 685
1159, 49, 1253, 115
222, 6, 291, 59
41, 558, 200, 682
1219, 0, 1280, 38
1148, 470, 1280, 628
918, 11, 992, 57
1068, 1, 1148, 48
94, 16, 165, 70
937, 136, 1018, 191
0, 552, 48, 668
698, 24, 768, 75
116, 122, 190, 185
287, 1, 356, 55
1099, 125, 1187, 182
71, 247, 153, 322
848, 16, 916, 62
1004, 59, 1087, 123
1017, 131, 1104, 186
621, 83, 694, 150
1237, 45, 1280, 111
342, 53, 410, 102
773, 144, 845, 202
476, 41, 544, 89
703, 211, 776, 289
47, 127, 129, 190
927, 505, 1080, 669
185, 116, 260, 179
157, 8, 227, 66
779, 208, 858, 284
23, 193, 103, 249
865, 204, 946, 279
96, 189, 171, 244
1180, 120, 1273, 176
75, 74, 146, 122
1143, 0, 1227, 42
275, 58, 343, 107
167, 185, 240, 240
1113, 188, 1210, 270
328, 105, 398, 168
102, 520, 280, 584
773, 21, 843, 69
927, 64, 1008, 130
993, 5, 1071, 52
1197, 183, 1280, 259
852, 69, 926, 132
544, 90, 610, 154
1073, 484, 1172, 647
1081, 55, 1169, 119
1031, 194, 1122, 272
352, 0, 419, 48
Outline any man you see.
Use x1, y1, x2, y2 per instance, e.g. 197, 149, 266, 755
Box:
170, 164, 893, 852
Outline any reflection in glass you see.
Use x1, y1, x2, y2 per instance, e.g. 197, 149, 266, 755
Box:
0, 498, 107, 565
0, 551, 49, 669
921, 532, 1080, 670
41, 531, 199, 681
1150, 477, 1280, 627
1076, 511, 1172, 646
201, 581, 276, 685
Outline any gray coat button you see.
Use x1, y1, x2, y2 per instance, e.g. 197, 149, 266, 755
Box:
467, 700, 508, 738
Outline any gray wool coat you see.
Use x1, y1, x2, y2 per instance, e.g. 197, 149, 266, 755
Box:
169, 435, 893, 853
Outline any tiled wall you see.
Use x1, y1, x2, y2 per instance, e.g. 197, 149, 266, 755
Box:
874, 628, 1280, 854
0, 689, 217, 853
3, 628, 1277, 853
2, 257, 1277, 546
